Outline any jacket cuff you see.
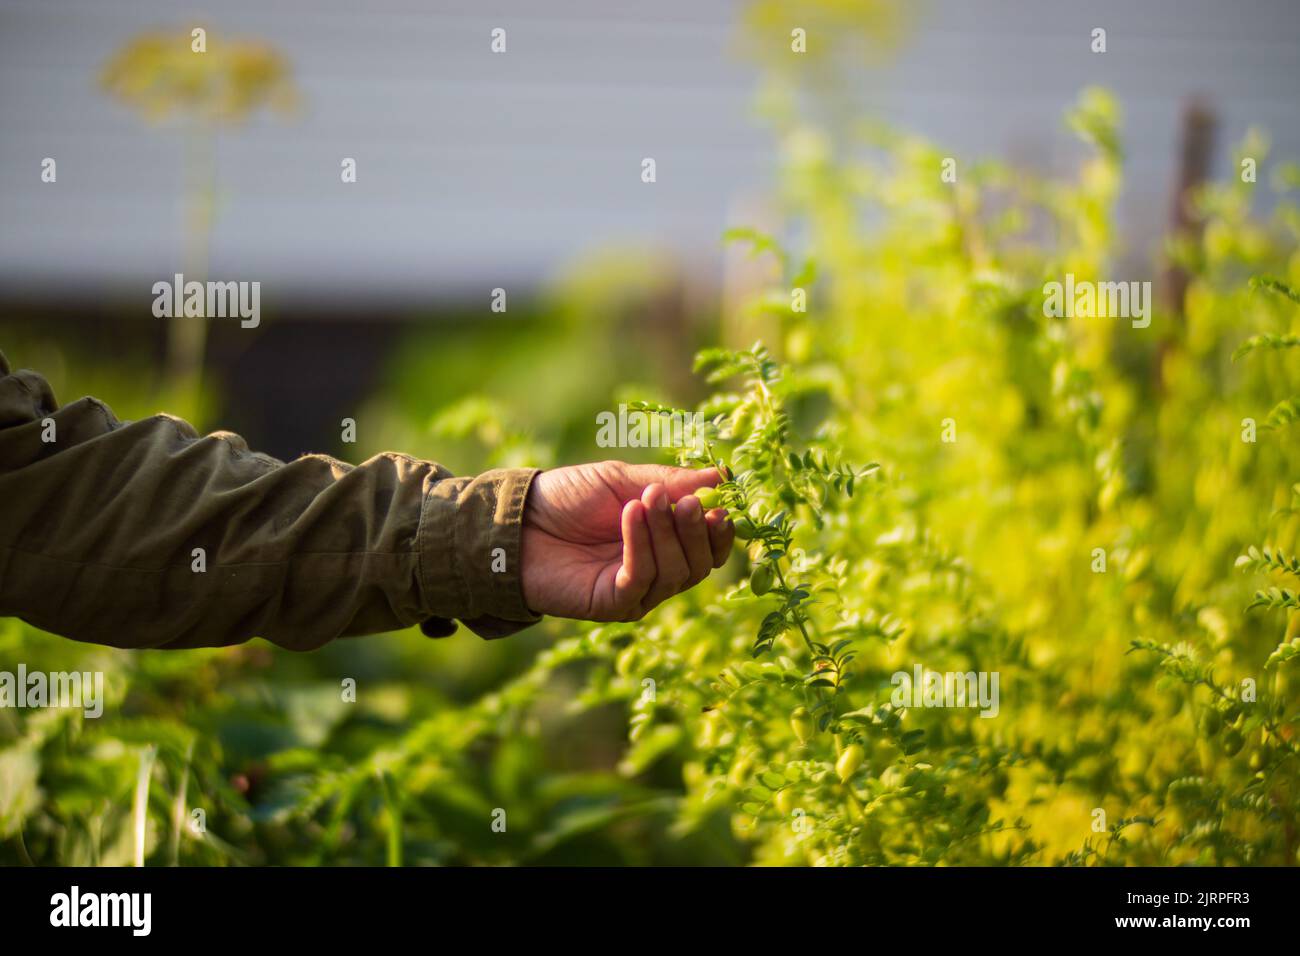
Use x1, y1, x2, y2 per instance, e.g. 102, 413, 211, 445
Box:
418, 466, 542, 638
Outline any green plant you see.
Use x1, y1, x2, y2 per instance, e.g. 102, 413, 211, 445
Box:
6, 35, 1300, 865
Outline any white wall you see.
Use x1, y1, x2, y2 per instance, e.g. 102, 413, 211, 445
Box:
1, 0, 1296, 308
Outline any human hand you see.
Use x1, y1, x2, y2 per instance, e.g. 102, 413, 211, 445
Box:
520, 461, 734, 621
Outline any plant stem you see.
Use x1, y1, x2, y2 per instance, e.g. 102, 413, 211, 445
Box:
133, 745, 156, 867
773, 562, 816, 654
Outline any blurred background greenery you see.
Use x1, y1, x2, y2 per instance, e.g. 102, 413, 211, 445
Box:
3, 1, 1299, 865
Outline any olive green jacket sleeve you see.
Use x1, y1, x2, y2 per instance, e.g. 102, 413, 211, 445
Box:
0, 350, 542, 650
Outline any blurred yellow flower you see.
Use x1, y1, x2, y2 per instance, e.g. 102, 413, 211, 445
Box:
100, 27, 297, 125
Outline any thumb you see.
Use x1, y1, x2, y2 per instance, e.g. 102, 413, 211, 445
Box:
608, 463, 720, 502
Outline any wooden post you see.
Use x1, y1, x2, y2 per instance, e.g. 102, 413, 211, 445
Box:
1157, 98, 1216, 391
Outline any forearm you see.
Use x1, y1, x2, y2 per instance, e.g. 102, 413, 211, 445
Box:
0, 350, 540, 650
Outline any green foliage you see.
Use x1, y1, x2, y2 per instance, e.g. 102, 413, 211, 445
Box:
5, 71, 1300, 866
1232, 333, 1300, 362
1251, 275, 1300, 305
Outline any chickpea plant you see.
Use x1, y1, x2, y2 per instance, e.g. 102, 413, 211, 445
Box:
592, 252, 1036, 864
633, 344, 904, 843
6, 88, 1300, 867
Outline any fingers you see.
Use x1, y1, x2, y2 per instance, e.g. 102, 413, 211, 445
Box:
673, 495, 715, 586
640, 483, 691, 608
705, 509, 734, 567
610, 470, 735, 621
614, 499, 654, 615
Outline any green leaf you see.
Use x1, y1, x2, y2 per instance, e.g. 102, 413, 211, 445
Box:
1236, 545, 1300, 575
1264, 397, 1300, 430
1232, 332, 1300, 361
618, 724, 684, 777
721, 226, 788, 266
1246, 587, 1300, 611
0, 745, 41, 839
1250, 274, 1300, 305
791, 257, 817, 289
1265, 638, 1300, 668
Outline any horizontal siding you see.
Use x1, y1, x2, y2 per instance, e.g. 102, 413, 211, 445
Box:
0, 0, 1297, 307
